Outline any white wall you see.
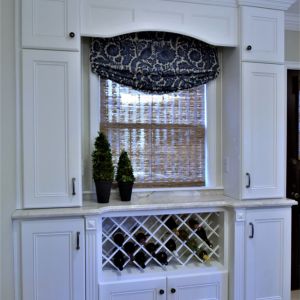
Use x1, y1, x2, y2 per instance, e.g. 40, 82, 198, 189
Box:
1, 0, 16, 299
285, 30, 300, 62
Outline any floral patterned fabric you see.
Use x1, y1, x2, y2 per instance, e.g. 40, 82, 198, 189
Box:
90, 32, 219, 94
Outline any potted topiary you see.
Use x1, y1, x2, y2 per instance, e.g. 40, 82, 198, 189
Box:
92, 132, 114, 203
116, 150, 135, 201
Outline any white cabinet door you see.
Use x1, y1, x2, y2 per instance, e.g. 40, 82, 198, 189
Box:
21, 218, 85, 300
22, 0, 80, 51
100, 277, 166, 300
22, 49, 82, 208
240, 6, 284, 63
242, 62, 284, 199
167, 271, 227, 300
245, 208, 291, 300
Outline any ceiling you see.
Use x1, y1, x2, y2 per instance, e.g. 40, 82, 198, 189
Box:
287, 0, 300, 14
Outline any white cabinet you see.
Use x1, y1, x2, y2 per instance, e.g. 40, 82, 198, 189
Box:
242, 62, 285, 199
240, 6, 284, 63
167, 272, 227, 300
21, 218, 85, 300
22, 0, 80, 51
22, 49, 82, 208
100, 272, 227, 300
245, 208, 291, 300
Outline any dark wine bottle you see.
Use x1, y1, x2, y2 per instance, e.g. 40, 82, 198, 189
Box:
188, 218, 200, 230
196, 227, 213, 248
145, 242, 158, 256
165, 239, 177, 252
175, 228, 189, 241
134, 251, 147, 269
113, 232, 125, 247
113, 250, 125, 271
186, 238, 199, 252
155, 251, 168, 265
135, 232, 147, 245
123, 241, 136, 259
198, 249, 210, 263
163, 216, 178, 231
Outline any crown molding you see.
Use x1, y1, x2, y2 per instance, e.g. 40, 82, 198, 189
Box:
161, 0, 237, 7
285, 12, 300, 31
238, 0, 297, 10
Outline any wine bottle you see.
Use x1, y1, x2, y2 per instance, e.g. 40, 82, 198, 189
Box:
186, 238, 199, 252
134, 251, 147, 269
113, 232, 125, 247
196, 227, 213, 248
145, 242, 158, 256
155, 251, 168, 265
163, 216, 178, 231
188, 218, 200, 230
165, 239, 177, 252
123, 241, 136, 259
113, 250, 125, 271
198, 249, 210, 263
175, 228, 189, 241
135, 232, 147, 245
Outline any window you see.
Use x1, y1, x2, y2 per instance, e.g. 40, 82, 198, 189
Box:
100, 79, 206, 187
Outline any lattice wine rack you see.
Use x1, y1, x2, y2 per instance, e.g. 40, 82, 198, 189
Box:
101, 211, 224, 273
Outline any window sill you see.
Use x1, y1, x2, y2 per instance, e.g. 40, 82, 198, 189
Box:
83, 186, 224, 202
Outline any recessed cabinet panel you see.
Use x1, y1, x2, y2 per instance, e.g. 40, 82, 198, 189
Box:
100, 278, 166, 300
22, 0, 80, 51
245, 208, 291, 300
21, 219, 85, 300
242, 62, 284, 199
22, 49, 82, 208
241, 6, 284, 63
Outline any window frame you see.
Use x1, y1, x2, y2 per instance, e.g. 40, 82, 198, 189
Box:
88, 56, 223, 192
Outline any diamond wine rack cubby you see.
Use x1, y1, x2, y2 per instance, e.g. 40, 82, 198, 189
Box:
101, 210, 225, 273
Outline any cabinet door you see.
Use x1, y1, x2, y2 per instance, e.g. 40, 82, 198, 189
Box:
242, 62, 284, 199
245, 208, 291, 300
167, 271, 228, 300
21, 218, 85, 300
22, 0, 80, 51
99, 277, 166, 300
240, 6, 284, 63
22, 49, 82, 208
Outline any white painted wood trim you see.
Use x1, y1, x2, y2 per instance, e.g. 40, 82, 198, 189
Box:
85, 216, 100, 300
238, 0, 297, 10
285, 60, 300, 70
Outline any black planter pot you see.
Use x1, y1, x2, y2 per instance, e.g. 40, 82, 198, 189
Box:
94, 180, 112, 203
118, 182, 133, 202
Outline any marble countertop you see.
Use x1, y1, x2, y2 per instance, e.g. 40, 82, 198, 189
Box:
12, 190, 298, 220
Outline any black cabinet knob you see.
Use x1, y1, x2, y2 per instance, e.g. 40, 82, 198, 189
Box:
171, 288, 176, 294
246, 45, 252, 51
159, 289, 165, 295
69, 32, 75, 38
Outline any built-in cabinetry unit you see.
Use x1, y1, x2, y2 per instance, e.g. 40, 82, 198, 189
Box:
223, 5, 285, 200
21, 0, 82, 208
20, 218, 85, 300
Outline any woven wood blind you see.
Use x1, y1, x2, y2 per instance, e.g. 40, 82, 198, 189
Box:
100, 79, 206, 187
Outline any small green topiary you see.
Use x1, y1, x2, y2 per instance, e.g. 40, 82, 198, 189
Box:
116, 150, 135, 184
92, 132, 114, 181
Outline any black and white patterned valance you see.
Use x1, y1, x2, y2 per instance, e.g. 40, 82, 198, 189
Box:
90, 32, 220, 94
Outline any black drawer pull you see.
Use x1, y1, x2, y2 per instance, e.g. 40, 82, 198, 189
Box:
76, 232, 80, 250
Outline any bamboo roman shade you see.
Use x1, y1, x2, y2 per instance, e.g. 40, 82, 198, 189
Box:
90, 32, 219, 94
100, 79, 205, 187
